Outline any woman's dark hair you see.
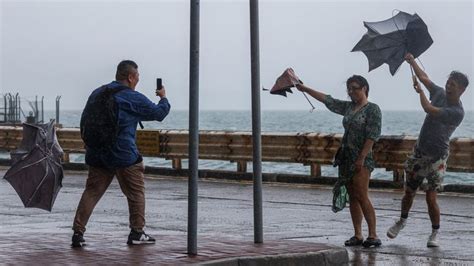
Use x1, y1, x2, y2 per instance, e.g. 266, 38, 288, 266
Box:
346, 75, 369, 97
448, 71, 469, 88
116, 60, 138, 81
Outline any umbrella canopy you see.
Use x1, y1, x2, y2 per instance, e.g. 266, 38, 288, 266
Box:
267, 68, 303, 97
352, 11, 433, 75
265, 68, 315, 111
4, 121, 64, 211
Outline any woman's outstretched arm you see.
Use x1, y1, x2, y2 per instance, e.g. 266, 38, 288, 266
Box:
295, 84, 327, 103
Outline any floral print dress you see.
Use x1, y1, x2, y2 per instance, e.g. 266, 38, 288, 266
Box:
324, 95, 382, 182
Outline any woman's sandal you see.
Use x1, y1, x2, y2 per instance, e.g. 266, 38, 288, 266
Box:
344, 236, 364, 246
362, 237, 382, 248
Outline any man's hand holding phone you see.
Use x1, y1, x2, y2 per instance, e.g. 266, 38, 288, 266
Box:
156, 78, 166, 98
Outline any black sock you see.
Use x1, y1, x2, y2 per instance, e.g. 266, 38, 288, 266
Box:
432, 225, 440, 230
401, 213, 408, 219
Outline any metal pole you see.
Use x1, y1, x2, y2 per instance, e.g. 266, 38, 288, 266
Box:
18, 96, 22, 122
12, 93, 15, 123
7, 94, 11, 122
15, 93, 20, 122
188, 0, 200, 255
56, 96, 61, 124
35, 96, 38, 123
250, 0, 263, 244
41, 96, 44, 123
3, 95, 6, 122
10, 94, 14, 122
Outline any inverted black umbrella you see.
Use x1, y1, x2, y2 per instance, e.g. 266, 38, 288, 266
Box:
4, 121, 64, 211
352, 11, 433, 75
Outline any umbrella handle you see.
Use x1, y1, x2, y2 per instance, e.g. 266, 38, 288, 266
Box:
289, 72, 315, 112
409, 65, 418, 85
301, 91, 316, 113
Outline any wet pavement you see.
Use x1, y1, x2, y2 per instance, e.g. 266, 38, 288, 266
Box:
0, 167, 473, 265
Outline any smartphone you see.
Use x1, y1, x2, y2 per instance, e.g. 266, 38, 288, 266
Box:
156, 78, 162, 90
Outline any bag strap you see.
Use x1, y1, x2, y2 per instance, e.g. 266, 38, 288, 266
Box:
102, 85, 128, 95
102, 85, 144, 129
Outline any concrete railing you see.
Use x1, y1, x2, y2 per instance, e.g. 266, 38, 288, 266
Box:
0, 126, 473, 182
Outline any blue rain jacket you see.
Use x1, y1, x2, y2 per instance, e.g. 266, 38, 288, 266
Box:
85, 81, 170, 168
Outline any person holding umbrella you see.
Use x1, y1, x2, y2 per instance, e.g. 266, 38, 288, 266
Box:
293, 73, 382, 248
387, 53, 469, 247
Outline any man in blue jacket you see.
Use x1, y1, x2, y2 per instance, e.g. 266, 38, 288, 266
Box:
72, 60, 170, 247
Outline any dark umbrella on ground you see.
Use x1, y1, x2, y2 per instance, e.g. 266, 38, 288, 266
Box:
3, 121, 64, 211
264, 68, 315, 111
351, 11, 433, 75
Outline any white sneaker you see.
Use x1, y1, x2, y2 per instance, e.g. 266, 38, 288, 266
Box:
387, 219, 406, 239
427, 230, 439, 247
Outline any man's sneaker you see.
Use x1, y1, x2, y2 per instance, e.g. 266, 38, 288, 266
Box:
71, 232, 86, 248
127, 230, 156, 245
427, 230, 439, 247
387, 219, 406, 239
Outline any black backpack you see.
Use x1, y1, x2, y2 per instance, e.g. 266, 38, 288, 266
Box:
80, 85, 127, 151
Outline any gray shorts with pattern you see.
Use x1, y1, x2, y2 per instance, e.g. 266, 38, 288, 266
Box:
404, 150, 448, 192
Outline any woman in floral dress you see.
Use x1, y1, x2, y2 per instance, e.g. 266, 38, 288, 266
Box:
295, 74, 382, 248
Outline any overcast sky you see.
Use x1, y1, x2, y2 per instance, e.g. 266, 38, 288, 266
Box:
1, 0, 473, 111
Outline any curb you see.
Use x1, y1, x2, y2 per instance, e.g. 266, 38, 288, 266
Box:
1, 159, 473, 193
201, 247, 348, 266
65, 163, 402, 189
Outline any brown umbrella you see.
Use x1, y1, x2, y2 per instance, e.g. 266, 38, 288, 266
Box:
3, 121, 64, 211
265, 68, 315, 111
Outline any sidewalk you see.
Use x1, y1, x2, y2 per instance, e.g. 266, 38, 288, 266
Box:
0, 233, 345, 265
1, 167, 473, 265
